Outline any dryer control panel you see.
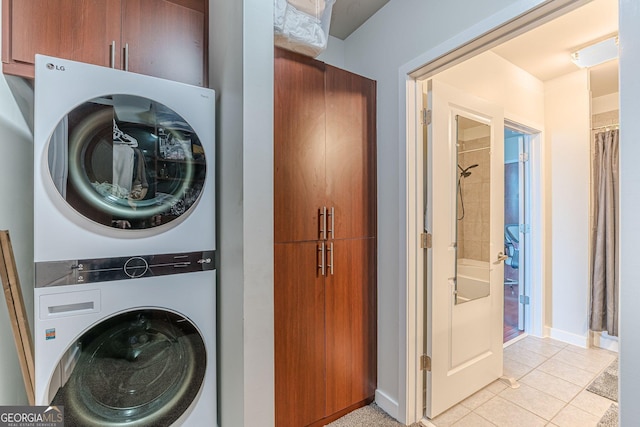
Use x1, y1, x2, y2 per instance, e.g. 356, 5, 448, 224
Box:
35, 250, 215, 287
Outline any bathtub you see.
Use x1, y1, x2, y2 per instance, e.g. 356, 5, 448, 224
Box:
456, 259, 490, 303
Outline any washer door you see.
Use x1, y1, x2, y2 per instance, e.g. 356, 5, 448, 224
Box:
56, 309, 206, 426
48, 95, 207, 231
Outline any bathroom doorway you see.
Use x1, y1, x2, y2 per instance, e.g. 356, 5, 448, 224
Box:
406, 0, 619, 422
503, 123, 536, 343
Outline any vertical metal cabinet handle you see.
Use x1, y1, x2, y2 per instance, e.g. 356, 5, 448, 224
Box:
327, 242, 334, 275
110, 41, 116, 68
124, 43, 129, 71
318, 242, 326, 276
328, 207, 335, 239
319, 206, 327, 240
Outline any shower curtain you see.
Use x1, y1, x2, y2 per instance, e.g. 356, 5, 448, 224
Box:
590, 129, 619, 336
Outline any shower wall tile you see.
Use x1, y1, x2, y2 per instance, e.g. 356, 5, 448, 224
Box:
458, 137, 491, 263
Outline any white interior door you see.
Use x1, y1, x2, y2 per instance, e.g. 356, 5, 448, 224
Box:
424, 79, 505, 418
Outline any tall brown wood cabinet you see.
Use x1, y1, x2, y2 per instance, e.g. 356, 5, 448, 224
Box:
274, 47, 377, 427
2, 0, 206, 86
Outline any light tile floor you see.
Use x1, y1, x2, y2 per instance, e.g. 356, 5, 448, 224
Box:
425, 336, 618, 427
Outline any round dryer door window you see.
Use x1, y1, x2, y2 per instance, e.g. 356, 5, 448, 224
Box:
53, 310, 206, 426
47, 95, 207, 230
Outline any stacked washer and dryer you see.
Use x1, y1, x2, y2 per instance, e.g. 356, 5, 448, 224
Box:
33, 55, 216, 426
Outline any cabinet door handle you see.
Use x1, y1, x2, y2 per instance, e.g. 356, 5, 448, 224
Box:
328, 206, 335, 239
319, 206, 327, 240
110, 41, 116, 68
123, 43, 129, 71
327, 242, 334, 275
318, 242, 326, 276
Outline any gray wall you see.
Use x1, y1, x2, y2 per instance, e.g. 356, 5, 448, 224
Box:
209, 0, 274, 425
0, 3, 34, 402
0, 75, 33, 405
618, 0, 640, 423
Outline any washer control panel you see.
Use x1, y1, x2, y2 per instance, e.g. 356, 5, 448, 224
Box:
35, 250, 215, 287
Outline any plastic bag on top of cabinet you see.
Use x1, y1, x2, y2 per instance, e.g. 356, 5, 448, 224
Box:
274, 0, 335, 58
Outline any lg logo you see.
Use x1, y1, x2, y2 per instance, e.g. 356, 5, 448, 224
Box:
46, 62, 65, 71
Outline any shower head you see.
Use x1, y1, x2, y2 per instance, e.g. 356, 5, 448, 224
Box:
458, 163, 479, 178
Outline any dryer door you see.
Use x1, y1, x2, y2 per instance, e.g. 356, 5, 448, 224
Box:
53, 309, 206, 426
47, 95, 207, 231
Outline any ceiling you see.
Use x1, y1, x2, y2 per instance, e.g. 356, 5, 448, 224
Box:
491, 0, 618, 97
327, 0, 618, 97
329, 0, 389, 40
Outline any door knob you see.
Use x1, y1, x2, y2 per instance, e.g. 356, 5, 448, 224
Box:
494, 252, 509, 264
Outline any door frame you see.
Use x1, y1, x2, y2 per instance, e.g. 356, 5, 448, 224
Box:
503, 120, 542, 338
400, 0, 589, 423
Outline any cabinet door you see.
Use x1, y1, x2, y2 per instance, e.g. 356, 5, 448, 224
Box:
5, 0, 121, 76
274, 241, 326, 427
325, 238, 377, 416
325, 66, 377, 240
121, 0, 205, 86
274, 48, 327, 243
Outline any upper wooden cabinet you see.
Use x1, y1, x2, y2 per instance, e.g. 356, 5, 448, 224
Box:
2, 0, 207, 86
274, 49, 327, 243
274, 48, 377, 243
325, 65, 377, 241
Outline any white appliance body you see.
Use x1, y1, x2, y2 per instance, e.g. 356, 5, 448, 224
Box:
34, 272, 216, 426
34, 55, 215, 262
33, 56, 217, 426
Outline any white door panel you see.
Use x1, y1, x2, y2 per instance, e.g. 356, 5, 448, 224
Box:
425, 79, 504, 418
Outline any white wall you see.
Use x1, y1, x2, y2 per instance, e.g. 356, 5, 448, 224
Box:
544, 70, 591, 345
337, 0, 531, 421
435, 51, 545, 126
592, 92, 619, 114
618, 0, 640, 423
209, 0, 274, 425
0, 76, 33, 406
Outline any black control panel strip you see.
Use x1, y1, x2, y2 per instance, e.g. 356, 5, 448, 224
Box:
35, 250, 215, 288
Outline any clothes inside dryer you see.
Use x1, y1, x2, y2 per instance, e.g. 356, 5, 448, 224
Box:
47, 95, 207, 230
52, 309, 206, 427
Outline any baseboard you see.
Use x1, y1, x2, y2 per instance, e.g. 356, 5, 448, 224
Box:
592, 331, 619, 352
504, 333, 528, 348
549, 327, 589, 348
375, 389, 399, 421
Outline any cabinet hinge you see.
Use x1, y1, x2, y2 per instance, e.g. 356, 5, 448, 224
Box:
519, 152, 530, 162
519, 295, 530, 305
422, 109, 432, 125
420, 233, 432, 249
421, 354, 432, 371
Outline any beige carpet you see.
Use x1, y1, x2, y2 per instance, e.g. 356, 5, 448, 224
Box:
587, 358, 619, 402
326, 404, 420, 427
597, 403, 618, 427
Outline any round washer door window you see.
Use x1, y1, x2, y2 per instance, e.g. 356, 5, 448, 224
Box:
55, 309, 206, 426
47, 95, 207, 231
